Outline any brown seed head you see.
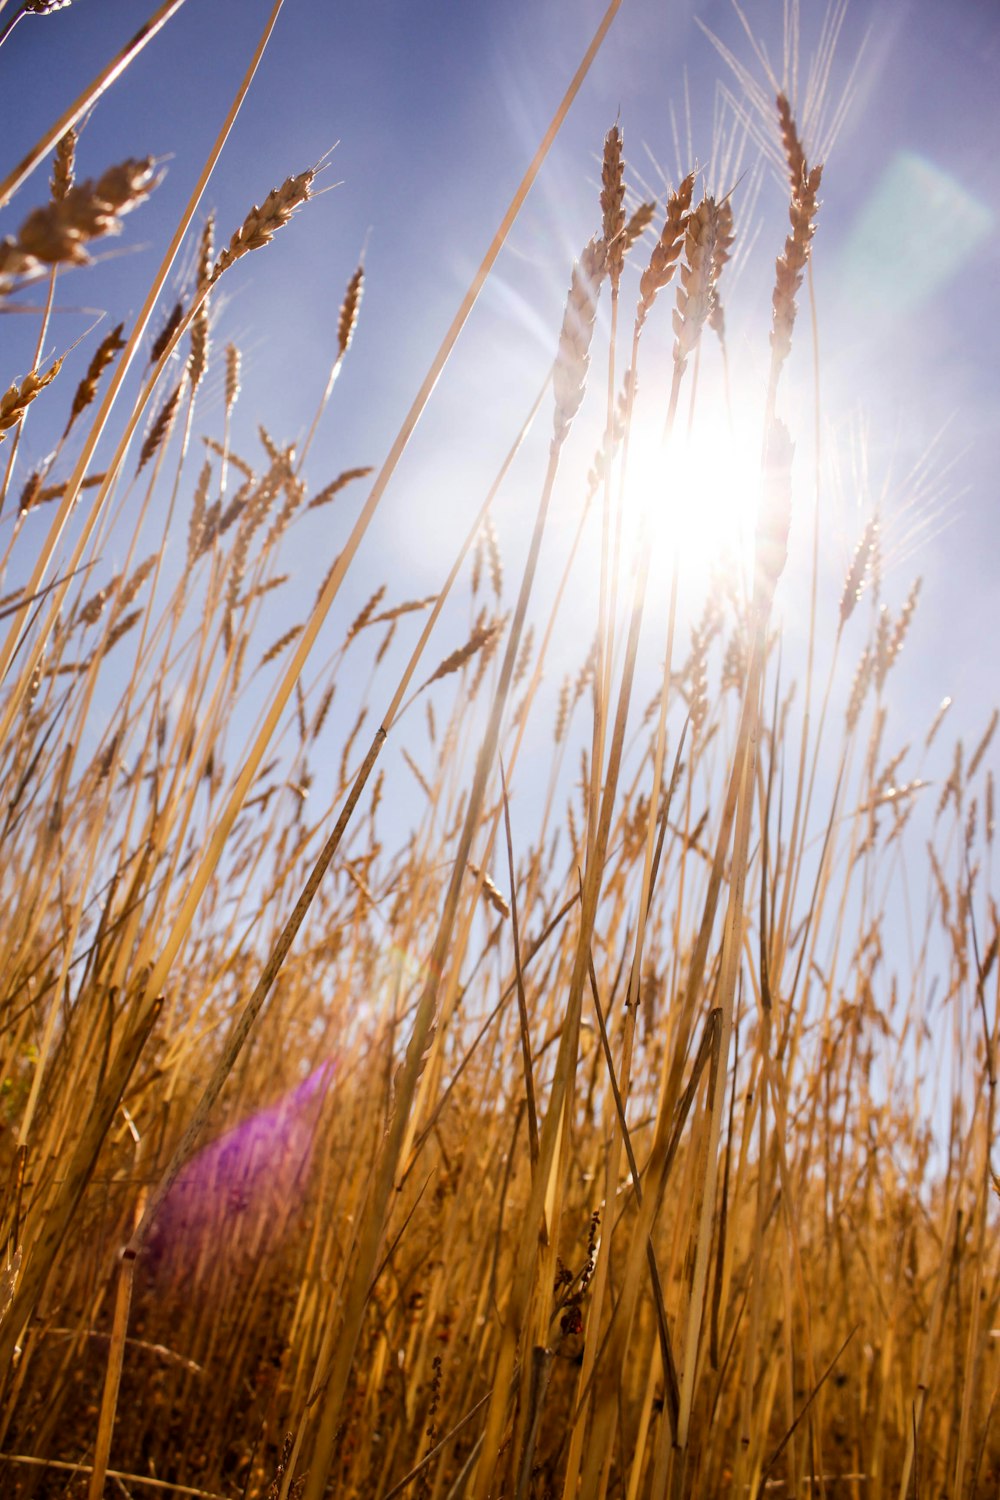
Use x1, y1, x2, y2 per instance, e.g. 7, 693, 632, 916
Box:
637, 171, 695, 331
337, 263, 364, 358
0, 357, 63, 440
672, 195, 721, 373
51, 128, 76, 201
839, 519, 878, 629
552, 236, 607, 447
211, 170, 314, 282
622, 200, 656, 255
601, 125, 626, 288
65, 321, 125, 436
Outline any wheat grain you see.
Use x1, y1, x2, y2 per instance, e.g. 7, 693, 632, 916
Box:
0, 158, 161, 285
150, 301, 184, 364
210, 170, 314, 282
0, 358, 63, 440
260, 625, 304, 669
968, 711, 998, 782
601, 125, 626, 290
622, 199, 656, 253
65, 322, 125, 436
553, 237, 607, 446
672, 195, 721, 376
224, 343, 242, 414
306, 466, 373, 510
422, 617, 505, 691
50, 128, 76, 202
839, 519, 878, 629
338, 263, 364, 358
636, 171, 694, 331
136, 381, 182, 474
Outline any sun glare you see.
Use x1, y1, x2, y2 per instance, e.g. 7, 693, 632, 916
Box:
618, 407, 762, 601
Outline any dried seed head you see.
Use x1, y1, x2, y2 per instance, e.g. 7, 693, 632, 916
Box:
422, 617, 506, 692
839, 519, 878, 629
0, 357, 63, 440
186, 459, 213, 569
51, 128, 76, 201
708, 196, 736, 346
846, 645, 873, 732
886, 577, 922, 670
776, 93, 807, 191
968, 710, 998, 782
150, 301, 184, 365
337, 263, 364, 358
136, 382, 182, 474
622, 200, 656, 254
555, 676, 570, 745
637, 171, 695, 331
469, 863, 510, 920
224, 343, 242, 414
259, 624, 303, 669
770, 95, 823, 376
306, 466, 373, 510
18, 469, 44, 515
601, 125, 626, 289
552, 237, 607, 447
188, 214, 215, 391
672, 195, 721, 373
211, 170, 314, 282
10, 158, 160, 274
485, 516, 502, 600
65, 321, 125, 436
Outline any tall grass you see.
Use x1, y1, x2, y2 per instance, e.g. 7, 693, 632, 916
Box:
0, 4, 997, 1498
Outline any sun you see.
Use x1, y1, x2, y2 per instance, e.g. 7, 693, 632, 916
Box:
618, 407, 762, 603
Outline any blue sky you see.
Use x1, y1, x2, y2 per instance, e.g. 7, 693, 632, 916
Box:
2, 0, 998, 887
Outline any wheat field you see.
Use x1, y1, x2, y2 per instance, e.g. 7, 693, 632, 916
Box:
0, 2, 996, 1496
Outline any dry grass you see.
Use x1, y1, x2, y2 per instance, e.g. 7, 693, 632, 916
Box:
0, 6, 996, 1500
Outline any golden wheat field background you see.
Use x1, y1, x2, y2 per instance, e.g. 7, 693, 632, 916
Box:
0, 1, 998, 1496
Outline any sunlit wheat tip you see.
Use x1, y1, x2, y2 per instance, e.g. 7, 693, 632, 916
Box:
839, 518, 878, 629
468, 863, 510, 920
1, 158, 161, 283
50, 128, 76, 201
968, 710, 998, 781
0, 358, 62, 440
485, 515, 502, 600
622, 199, 656, 254
306, 465, 373, 509
846, 644, 873, 732
136, 381, 182, 474
338, 263, 364, 357
224, 343, 242, 413
887, 577, 922, 669
770, 96, 823, 375
211, 169, 314, 281
259, 625, 303, 669
636, 170, 695, 332
672, 195, 721, 374
421, 617, 505, 692
552, 236, 607, 446
601, 124, 626, 288
345, 585, 387, 644
116, 555, 157, 614
776, 93, 807, 191
65, 321, 125, 436
708, 196, 736, 346
150, 301, 184, 365
101, 608, 141, 656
